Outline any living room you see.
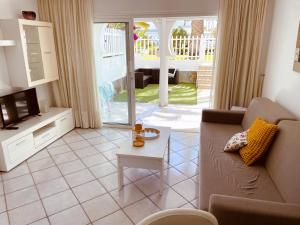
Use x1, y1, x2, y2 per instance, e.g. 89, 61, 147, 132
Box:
0, 0, 299, 225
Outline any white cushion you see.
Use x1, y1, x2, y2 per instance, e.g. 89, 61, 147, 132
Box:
224, 131, 248, 152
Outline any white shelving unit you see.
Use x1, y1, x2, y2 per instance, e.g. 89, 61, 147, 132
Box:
0, 40, 16, 46
0, 19, 59, 88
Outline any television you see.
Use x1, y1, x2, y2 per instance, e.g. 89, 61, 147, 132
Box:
0, 88, 40, 128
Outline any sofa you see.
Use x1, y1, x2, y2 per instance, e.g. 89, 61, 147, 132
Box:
135, 68, 179, 89
199, 97, 300, 225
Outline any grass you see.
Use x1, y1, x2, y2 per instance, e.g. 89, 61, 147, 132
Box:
114, 83, 197, 105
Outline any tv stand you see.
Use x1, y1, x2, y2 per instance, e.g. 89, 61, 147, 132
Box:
3, 126, 19, 130
0, 107, 74, 171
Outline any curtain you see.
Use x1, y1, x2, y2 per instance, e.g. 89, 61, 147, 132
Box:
213, 0, 269, 109
37, 0, 102, 128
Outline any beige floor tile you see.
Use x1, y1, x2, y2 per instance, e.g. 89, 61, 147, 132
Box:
124, 198, 160, 224
104, 132, 124, 141
52, 152, 78, 165
89, 162, 116, 178
42, 190, 78, 215
135, 175, 168, 196
3, 174, 34, 194
98, 173, 130, 192
81, 131, 102, 140
29, 218, 50, 225
8, 201, 46, 225
47, 145, 72, 156
174, 162, 198, 177
0, 195, 6, 213
47, 139, 66, 149
0, 182, 3, 195
49, 205, 89, 225
68, 140, 91, 150
170, 141, 186, 152
28, 157, 55, 172
36, 177, 69, 198
6, 186, 39, 210
0, 212, 9, 225
81, 194, 119, 222
27, 150, 50, 163
2, 163, 29, 181
63, 134, 84, 144
86, 136, 108, 145
81, 153, 108, 167
72, 180, 106, 203
123, 168, 152, 182
177, 148, 199, 160
190, 198, 199, 208
101, 148, 117, 161
93, 210, 132, 225
94, 142, 116, 152
58, 160, 86, 176
65, 169, 95, 188
180, 202, 196, 209
158, 167, 187, 186
110, 184, 145, 207
149, 187, 187, 209
167, 152, 186, 167
172, 179, 198, 201
74, 146, 98, 159
32, 167, 61, 184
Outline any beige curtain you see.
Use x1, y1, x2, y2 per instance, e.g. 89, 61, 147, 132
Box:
37, 0, 101, 128
213, 0, 268, 109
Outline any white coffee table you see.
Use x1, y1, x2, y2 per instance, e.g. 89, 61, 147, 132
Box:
117, 126, 171, 195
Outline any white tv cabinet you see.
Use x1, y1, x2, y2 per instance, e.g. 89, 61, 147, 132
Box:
0, 108, 74, 171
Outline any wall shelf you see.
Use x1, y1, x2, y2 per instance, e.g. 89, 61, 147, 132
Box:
0, 40, 16, 46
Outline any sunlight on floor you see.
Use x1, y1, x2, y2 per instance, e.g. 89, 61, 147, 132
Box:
101, 89, 211, 131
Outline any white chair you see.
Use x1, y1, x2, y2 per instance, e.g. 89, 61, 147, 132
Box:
137, 209, 218, 225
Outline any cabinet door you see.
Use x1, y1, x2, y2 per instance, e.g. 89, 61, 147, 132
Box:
38, 26, 59, 80
23, 25, 45, 82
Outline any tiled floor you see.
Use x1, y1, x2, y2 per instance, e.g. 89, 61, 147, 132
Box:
0, 127, 199, 225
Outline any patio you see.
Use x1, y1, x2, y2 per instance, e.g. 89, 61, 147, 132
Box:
95, 18, 216, 129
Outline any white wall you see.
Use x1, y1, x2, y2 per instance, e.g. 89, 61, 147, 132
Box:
93, 0, 219, 18
263, 0, 300, 118
0, 0, 53, 105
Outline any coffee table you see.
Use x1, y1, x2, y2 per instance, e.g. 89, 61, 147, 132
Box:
117, 126, 171, 195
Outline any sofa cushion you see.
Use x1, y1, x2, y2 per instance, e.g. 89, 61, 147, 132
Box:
242, 98, 295, 130
265, 120, 300, 204
240, 118, 278, 166
199, 122, 284, 210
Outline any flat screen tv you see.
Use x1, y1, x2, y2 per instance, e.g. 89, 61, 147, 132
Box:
0, 88, 40, 128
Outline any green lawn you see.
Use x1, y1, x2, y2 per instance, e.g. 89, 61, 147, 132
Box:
114, 83, 197, 105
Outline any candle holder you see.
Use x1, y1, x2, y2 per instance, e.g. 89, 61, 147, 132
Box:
132, 123, 145, 147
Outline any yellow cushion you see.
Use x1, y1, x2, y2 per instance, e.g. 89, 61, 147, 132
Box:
240, 118, 278, 166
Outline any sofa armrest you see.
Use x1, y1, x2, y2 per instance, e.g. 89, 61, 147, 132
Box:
209, 194, 300, 225
202, 109, 245, 124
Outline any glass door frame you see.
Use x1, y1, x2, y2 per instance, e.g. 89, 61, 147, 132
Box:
93, 18, 136, 127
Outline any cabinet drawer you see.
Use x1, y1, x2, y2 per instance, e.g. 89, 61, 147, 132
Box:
34, 126, 56, 147
7, 134, 34, 164
56, 113, 74, 135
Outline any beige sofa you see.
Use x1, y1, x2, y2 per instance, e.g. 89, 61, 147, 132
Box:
199, 98, 300, 225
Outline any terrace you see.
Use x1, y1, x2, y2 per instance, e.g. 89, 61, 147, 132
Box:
94, 18, 217, 130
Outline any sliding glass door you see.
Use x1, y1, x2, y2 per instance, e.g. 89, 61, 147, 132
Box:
93, 22, 135, 125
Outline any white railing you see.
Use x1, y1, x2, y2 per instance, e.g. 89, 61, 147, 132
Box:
102, 28, 126, 58
134, 35, 216, 61
134, 37, 159, 56
101, 27, 216, 62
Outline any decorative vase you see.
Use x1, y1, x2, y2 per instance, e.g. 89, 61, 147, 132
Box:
22, 11, 36, 20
